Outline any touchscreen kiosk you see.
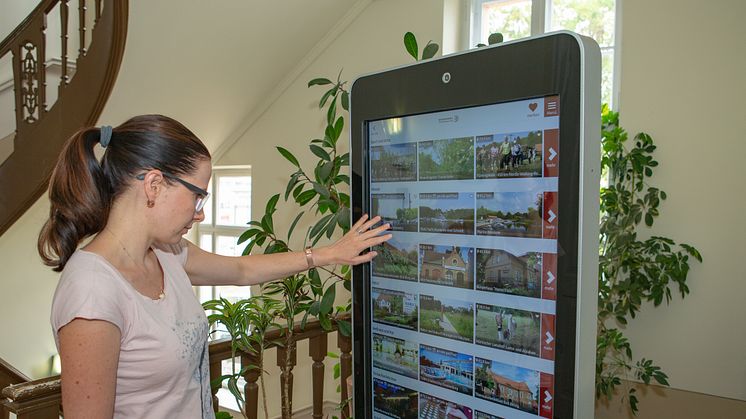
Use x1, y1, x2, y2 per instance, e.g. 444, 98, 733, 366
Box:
350, 32, 600, 418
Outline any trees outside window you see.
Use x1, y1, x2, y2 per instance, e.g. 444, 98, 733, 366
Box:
471, 0, 619, 107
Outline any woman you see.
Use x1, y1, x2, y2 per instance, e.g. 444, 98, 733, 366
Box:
37, 114, 390, 419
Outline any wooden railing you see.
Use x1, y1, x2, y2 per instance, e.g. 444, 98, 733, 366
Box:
209, 314, 352, 419
0, 0, 128, 237
1, 314, 352, 419
1, 357, 31, 419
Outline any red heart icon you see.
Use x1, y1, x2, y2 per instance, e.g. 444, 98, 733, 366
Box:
529, 103, 538, 112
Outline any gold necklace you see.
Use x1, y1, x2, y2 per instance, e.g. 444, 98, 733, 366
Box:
105, 228, 165, 300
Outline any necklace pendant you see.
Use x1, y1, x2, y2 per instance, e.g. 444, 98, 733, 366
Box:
158, 291, 165, 300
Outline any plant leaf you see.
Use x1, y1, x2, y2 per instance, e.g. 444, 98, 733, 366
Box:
488, 33, 504, 45
422, 41, 439, 60
403, 32, 418, 60
276, 146, 300, 167
308, 78, 332, 87
320, 283, 336, 314
310, 144, 331, 161
341, 91, 349, 111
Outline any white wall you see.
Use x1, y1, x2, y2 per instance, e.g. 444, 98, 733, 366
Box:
0, 196, 59, 378
617, 0, 746, 401
216, 0, 445, 414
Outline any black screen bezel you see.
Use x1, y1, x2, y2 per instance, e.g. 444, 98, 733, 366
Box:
350, 33, 583, 419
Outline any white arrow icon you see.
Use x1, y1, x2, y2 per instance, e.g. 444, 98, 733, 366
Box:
548, 147, 557, 161
547, 210, 556, 223
547, 271, 555, 284
545, 391, 553, 403
545, 331, 554, 344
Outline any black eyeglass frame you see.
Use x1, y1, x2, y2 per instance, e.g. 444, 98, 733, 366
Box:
135, 171, 210, 212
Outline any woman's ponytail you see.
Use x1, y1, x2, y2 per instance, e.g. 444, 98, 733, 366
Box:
38, 127, 112, 271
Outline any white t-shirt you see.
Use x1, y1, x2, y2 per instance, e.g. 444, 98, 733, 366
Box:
51, 242, 214, 419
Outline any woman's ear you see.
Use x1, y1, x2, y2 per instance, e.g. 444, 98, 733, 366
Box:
141, 169, 165, 206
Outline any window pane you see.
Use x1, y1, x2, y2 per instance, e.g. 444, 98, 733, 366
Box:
481, 0, 533, 43
601, 48, 614, 107
550, 0, 615, 47
202, 182, 213, 225
216, 235, 244, 257
199, 234, 213, 252
216, 176, 251, 226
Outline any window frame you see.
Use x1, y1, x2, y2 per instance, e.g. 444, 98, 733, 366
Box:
469, 0, 621, 108
194, 165, 252, 303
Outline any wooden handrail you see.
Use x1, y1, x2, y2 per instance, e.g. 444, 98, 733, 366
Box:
1, 357, 31, 419
0, 0, 128, 237
2, 313, 353, 419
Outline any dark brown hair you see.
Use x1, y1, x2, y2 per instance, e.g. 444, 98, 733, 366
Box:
38, 114, 211, 271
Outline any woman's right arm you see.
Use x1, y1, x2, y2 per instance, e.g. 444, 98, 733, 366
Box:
58, 318, 121, 419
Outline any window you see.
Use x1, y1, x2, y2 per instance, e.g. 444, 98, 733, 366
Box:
470, 0, 619, 108
194, 166, 252, 305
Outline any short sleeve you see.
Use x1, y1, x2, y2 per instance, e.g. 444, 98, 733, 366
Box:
51, 256, 128, 347
154, 238, 189, 267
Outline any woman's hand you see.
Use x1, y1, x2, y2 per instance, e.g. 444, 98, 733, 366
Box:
315, 214, 391, 266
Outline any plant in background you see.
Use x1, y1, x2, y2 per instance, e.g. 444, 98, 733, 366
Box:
596, 104, 702, 413
204, 296, 282, 419
205, 69, 353, 419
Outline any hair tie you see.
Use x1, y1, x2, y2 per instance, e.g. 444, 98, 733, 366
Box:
100, 125, 113, 148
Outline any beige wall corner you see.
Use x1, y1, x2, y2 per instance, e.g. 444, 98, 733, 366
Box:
595, 382, 746, 419
618, 0, 746, 401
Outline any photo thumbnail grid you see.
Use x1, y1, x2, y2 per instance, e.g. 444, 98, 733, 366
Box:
368, 190, 559, 240
369, 100, 560, 419
369, 128, 559, 183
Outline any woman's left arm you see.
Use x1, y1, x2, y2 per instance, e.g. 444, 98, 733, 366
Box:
185, 215, 390, 286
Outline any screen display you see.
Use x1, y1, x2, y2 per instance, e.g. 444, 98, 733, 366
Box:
367, 95, 561, 419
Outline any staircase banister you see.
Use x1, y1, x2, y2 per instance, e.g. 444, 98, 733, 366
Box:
0, 357, 29, 384
209, 312, 350, 357
1, 375, 59, 403
0, 0, 57, 56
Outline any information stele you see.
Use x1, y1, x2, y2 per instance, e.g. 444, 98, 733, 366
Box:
350, 32, 601, 419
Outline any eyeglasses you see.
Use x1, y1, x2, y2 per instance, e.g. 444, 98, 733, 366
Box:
136, 171, 210, 213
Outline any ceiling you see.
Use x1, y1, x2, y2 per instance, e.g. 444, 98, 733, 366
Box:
96, 0, 363, 153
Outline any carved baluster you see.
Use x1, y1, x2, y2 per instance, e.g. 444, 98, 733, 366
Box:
78, 0, 87, 56
276, 344, 297, 419
338, 330, 352, 419
60, 0, 70, 88
209, 356, 222, 413
309, 334, 328, 419
241, 352, 260, 419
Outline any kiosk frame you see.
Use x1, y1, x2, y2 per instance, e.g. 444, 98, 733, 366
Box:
350, 32, 600, 418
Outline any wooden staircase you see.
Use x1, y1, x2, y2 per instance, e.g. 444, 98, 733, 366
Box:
0, 0, 128, 236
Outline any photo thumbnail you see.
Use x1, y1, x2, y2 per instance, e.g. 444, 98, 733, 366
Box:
372, 288, 418, 331
476, 192, 542, 238
372, 235, 418, 282
475, 357, 539, 414
372, 333, 419, 379
371, 143, 418, 182
419, 244, 475, 290
419, 392, 473, 419
373, 378, 418, 419
419, 344, 474, 396
419, 295, 474, 343
419, 137, 474, 181
476, 131, 542, 179
476, 248, 542, 298
475, 304, 541, 357
372, 193, 418, 232
419, 193, 475, 235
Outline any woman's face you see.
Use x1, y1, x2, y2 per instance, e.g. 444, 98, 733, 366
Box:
157, 159, 212, 243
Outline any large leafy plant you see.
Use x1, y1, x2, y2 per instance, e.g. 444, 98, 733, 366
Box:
596, 105, 702, 413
